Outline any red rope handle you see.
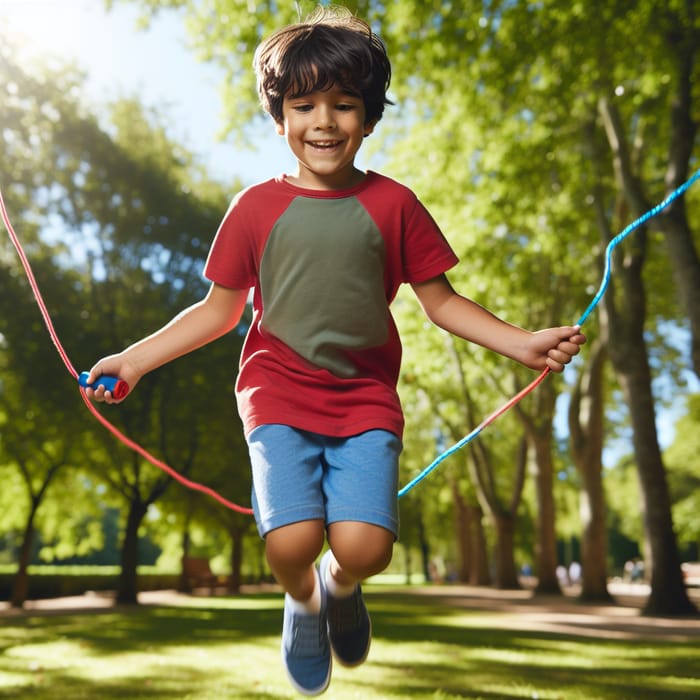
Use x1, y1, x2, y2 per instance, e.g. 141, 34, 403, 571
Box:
1, 187, 254, 516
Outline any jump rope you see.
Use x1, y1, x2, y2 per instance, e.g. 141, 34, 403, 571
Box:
2, 168, 699, 513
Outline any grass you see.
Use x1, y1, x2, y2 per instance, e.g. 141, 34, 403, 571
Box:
1, 588, 698, 699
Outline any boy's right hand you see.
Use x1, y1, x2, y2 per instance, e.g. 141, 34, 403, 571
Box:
84, 354, 141, 404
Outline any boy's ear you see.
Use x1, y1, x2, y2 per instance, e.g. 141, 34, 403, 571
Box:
364, 119, 378, 137
275, 121, 286, 136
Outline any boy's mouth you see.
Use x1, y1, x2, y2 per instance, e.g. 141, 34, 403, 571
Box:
307, 140, 342, 149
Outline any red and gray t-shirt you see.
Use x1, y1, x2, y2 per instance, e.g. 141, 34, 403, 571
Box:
204, 171, 458, 439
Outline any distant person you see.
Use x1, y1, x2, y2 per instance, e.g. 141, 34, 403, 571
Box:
84, 6, 585, 695
631, 558, 645, 582
569, 561, 581, 584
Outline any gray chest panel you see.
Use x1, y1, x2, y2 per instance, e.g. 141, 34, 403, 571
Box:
259, 196, 388, 377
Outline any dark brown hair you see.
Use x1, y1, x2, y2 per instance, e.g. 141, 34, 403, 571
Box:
254, 7, 392, 125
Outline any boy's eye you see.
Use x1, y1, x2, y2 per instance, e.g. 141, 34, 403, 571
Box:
336, 103, 356, 111
292, 104, 313, 113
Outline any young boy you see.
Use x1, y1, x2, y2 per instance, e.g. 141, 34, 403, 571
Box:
86, 7, 585, 696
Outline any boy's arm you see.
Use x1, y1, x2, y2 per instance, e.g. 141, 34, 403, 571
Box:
411, 274, 585, 372
86, 283, 249, 403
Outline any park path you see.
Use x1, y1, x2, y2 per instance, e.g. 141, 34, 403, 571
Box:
400, 582, 700, 642
1, 581, 699, 643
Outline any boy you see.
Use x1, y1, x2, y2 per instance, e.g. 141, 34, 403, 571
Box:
86, 7, 585, 696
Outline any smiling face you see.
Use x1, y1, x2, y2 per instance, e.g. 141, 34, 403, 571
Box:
276, 84, 376, 190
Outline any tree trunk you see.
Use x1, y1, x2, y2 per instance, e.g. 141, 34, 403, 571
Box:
178, 502, 194, 592
492, 511, 519, 589
597, 96, 696, 616
227, 526, 243, 594
512, 377, 560, 596
10, 501, 38, 608
117, 497, 147, 604
599, 213, 694, 615
451, 480, 490, 585
568, 338, 613, 602
530, 429, 561, 594
415, 505, 432, 582
517, 378, 560, 596
615, 357, 695, 615
451, 479, 472, 583
470, 502, 491, 586
10, 462, 62, 608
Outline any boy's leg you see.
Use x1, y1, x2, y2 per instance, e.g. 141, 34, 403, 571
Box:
321, 522, 394, 666
247, 426, 331, 696
266, 520, 331, 696
326, 521, 394, 583
320, 429, 400, 667
265, 519, 326, 602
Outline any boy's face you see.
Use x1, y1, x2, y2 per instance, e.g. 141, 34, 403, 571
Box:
276, 84, 376, 190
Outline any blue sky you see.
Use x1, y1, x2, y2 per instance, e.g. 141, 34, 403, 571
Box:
0, 0, 294, 184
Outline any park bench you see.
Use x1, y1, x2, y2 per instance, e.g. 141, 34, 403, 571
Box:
681, 562, 700, 587
181, 557, 220, 593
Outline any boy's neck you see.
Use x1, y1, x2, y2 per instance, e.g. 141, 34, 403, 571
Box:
286, 165, 367, 191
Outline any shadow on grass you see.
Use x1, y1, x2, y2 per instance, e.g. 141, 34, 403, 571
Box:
0, 590, 698, 699
366, 591, 700, 699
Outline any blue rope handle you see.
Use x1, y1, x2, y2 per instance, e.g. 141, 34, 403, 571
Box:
399, 169, 700, 498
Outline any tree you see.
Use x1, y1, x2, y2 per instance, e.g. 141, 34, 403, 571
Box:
591, 122, 694, 613
1, 44, 250, 604
444, 340, 528, 589
568, 338, 613, 601
1, 177, 97, 606
67, 111, 247, 602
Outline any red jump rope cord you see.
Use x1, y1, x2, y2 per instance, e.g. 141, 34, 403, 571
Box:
0, 188, 253, 515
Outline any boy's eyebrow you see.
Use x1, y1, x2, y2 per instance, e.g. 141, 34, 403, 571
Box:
286, 85, 362, 100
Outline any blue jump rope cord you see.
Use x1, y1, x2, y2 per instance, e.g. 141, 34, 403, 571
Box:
398, 168, 700, 498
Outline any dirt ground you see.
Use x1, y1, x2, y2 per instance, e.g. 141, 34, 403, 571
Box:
2, 581, 699, 643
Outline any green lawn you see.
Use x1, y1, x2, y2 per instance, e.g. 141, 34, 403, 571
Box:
1, 588, 698, 699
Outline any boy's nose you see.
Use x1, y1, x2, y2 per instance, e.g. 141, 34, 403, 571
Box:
315, 106, 336, 129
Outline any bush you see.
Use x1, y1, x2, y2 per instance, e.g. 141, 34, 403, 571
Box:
0, 565, 180, 600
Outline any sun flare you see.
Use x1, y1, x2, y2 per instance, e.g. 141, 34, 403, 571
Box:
0, 0, 93, 62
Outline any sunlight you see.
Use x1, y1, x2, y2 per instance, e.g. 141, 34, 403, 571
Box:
0, 0, 93, 63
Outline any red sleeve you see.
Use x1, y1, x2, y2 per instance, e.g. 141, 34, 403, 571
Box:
204, 180, 293, 289
357, 173, 458, 290
401, 196, 458, 283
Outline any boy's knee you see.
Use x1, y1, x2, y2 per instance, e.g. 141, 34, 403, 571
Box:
328, 522, 394, 578
265, 519, 325, 569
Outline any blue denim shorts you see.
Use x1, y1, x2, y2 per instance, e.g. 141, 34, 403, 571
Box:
247, 424, 401, 538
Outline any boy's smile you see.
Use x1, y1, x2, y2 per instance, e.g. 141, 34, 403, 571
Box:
276, 84, 376, 190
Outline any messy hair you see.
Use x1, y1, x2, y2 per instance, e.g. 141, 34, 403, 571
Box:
254, 6, 393, 125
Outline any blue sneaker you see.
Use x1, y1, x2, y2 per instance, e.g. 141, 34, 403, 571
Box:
319, 550, 372, 667
281, 591, 331, 696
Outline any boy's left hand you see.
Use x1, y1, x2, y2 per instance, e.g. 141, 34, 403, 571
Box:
526, 326, 586, 372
